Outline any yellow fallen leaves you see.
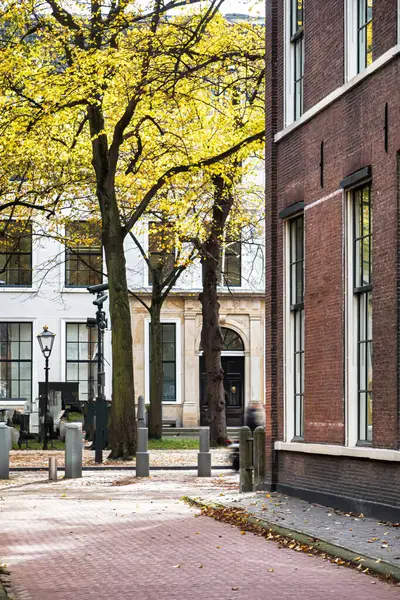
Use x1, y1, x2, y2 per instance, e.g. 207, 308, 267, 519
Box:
172, 564, 181, 569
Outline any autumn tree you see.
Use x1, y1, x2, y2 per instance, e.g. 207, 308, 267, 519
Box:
0, 1, 264, 456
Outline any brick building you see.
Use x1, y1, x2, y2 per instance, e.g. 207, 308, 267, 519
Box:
265, 0, 400, 519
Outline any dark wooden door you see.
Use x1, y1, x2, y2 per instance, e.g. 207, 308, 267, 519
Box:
199, 356, 244, 426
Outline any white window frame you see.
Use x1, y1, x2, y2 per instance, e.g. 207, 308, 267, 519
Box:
345, 184, 372, 447
284, 0, 304, 126
345, 192, 358, 447
345, 0, 374, 81
398, 0, 400, 44
144, 317, 181, 405
283, 214, 304, 442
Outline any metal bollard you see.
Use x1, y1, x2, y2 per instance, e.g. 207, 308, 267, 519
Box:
253, 426, 266, 491
198, 427, 211, 477
137, 395, 146, 428
239, 426, 253, 492
49, 456, 58, 481
65, 423, 83, 479
136, 426, 149, 477
0, 422, 10, 479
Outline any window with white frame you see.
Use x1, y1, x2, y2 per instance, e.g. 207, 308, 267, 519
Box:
286, 0, 304, 124
218, 240, 241, 287
288, 214, 304, 440
349, 183, 372, 444
0, 322, 32, 401
66, 323, 97, 402
346, 0, 373, 80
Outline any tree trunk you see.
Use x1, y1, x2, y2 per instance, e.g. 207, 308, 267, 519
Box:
102, 198, 137, 458
199, 174, 233, 447
149, 300, 163, 439
88, 104, 136, 459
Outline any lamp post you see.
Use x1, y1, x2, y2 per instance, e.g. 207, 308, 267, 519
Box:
37, 325, 56, 450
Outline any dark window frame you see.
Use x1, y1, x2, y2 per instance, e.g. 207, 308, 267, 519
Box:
65, 221, 103, 288
0, 221, 32, 287
357, 0, 373, 73
290, 0, 304, 120
65, 322, 98, 402
289, 213, 304, 440
0, 322, 32, 401
352, 183, 372, 444
149, 322, 177, 402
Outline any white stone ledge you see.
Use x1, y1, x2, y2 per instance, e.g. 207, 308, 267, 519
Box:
275, 44, 400, 143
274, 441, 400, 462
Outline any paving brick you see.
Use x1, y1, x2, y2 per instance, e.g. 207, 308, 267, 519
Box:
0, 472, 399, 599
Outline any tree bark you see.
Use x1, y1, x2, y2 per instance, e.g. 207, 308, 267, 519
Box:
103, 200, 137, 458
88, 104, 137, 459
149, 297, 163, 439
199, 174, 233, 447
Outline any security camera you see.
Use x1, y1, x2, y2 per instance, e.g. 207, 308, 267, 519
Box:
93, 293, 108, 306
87, 282, 109, 294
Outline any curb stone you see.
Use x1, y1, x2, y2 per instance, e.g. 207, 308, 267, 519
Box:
188, 498, 400, 583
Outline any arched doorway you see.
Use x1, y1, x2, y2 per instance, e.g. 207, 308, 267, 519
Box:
199, 327, 245, 426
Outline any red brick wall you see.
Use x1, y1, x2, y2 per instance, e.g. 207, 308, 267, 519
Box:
265, 0, 400, 471
303, 0, 345, 112
304, 196, 345, 445
275, 60, 400, 449
277, 451, 400, 520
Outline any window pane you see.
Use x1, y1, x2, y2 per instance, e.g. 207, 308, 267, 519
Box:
67, 343, 78, 360
67, 324, 79, 342
19, 342, 31, 360
65, 221, 102, 287
359, 392, 367, 440
67, 362, 79, 381
163, 362, 176, 401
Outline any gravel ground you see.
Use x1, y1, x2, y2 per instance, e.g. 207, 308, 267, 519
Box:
9, 448, 232, 468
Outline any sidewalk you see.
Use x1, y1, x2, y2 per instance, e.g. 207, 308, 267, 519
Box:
193, 487, 400, 577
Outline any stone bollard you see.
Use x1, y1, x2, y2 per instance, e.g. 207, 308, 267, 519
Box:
239, 426, 253, 493
136, 426, 149, 477
0, 422, 10, 479
137, 396, 146, 429
65, 423, 83, 479
253, 426, 266, 491
198, 427, 211, 477
49, 457, 58, 481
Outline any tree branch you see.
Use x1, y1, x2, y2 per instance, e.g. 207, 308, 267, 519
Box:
123, 129, 265, 235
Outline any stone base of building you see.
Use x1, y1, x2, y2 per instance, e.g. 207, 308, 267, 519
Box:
271, 451, 400, 522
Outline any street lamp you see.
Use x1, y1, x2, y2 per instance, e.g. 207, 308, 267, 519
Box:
37, 325, 56, 450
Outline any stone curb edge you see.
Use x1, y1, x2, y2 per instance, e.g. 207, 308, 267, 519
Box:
187, 498, 400, 583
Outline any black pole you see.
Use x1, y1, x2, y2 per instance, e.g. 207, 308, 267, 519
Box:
43, 355, 49, 451
95, 302, 106, 464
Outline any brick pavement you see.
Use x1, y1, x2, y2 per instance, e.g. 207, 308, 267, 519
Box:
0, 471, 399, 600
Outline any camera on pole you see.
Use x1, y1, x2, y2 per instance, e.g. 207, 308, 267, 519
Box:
86, 283, 109, 464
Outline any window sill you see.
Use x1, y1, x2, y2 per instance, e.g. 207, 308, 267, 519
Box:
277, 43, 400, 142
275, 441, 400, 462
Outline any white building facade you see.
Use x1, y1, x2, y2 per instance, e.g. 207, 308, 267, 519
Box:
0, 203, 264, 429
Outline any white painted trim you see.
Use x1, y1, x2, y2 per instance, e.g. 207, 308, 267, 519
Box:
344, 0, 358, 82
283, 219, 294, 441
275, 44, 400, 142
283, 0, 295, 127
304, 189, 342, 212
275, 441, 400, 462
398, 0, 400, 44
345, 191, 359, 447
144, 317, 182, 405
